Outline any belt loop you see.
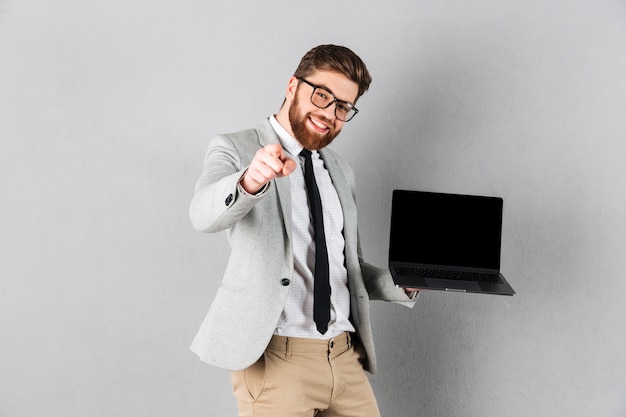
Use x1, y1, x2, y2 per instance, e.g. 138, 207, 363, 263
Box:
285, 336, 292, 358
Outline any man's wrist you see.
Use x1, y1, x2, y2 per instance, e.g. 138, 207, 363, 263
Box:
237, 169, 269, 197
404, 289, 419, 300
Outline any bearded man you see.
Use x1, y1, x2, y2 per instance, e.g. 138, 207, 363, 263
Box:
189, 44, 419, 417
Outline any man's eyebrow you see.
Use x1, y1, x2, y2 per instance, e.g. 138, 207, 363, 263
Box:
317, 82, 354, 105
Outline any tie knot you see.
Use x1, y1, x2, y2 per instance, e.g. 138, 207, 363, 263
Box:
300, 148, 312, 160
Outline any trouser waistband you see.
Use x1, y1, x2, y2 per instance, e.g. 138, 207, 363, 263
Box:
267, 331, 353, 355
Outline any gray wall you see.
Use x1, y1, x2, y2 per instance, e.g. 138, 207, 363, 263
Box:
1, 0, 625, 416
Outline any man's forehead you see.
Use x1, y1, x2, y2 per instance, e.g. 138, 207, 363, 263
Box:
306, 71, 358, 103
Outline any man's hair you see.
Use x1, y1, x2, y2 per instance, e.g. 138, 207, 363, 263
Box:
293, 44, 372, 102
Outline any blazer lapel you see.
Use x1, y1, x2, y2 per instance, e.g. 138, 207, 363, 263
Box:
318, 149, 357, 239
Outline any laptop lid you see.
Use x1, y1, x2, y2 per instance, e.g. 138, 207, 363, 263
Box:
389, 189, 515, 296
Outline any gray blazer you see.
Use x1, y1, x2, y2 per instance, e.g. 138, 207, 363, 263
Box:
189, 118, 414, 374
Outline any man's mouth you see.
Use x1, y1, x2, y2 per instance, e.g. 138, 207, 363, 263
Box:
309, 116, 330, 133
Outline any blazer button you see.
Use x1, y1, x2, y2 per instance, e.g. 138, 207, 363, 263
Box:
281, 278, 290, 286
224, 193, 233, 206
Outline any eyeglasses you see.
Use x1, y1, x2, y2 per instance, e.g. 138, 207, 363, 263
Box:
297, 78, 359, 122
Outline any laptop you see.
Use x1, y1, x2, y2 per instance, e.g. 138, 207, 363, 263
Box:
389, 189, 515, 296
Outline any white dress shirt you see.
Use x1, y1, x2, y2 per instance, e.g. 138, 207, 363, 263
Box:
269, 116, 355, 339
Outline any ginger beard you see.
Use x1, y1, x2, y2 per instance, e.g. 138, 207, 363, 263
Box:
288, 91, 342, 151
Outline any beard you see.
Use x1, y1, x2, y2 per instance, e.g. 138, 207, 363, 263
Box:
289, 94, 341, 150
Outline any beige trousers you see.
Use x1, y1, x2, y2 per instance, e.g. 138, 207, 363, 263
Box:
230, 332, 381, 417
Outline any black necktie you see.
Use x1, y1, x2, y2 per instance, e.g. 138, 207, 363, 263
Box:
300, 149, 331, 334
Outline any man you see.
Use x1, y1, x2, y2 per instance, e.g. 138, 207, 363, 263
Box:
189, 44, 418, 417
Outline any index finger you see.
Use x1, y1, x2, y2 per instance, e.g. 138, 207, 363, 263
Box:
265, 143, 284, 159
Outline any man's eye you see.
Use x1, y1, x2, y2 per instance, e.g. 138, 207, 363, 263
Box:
316, 91, 329, 101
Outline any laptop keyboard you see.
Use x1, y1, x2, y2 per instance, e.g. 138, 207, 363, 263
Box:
396, 266, 500, 283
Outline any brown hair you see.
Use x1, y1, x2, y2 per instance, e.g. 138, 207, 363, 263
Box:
293, 44, 372, 102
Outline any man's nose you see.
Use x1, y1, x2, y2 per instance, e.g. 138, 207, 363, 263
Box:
319, 102, 336, 121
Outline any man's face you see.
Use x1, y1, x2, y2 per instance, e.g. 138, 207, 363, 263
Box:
288, 71, 359, 150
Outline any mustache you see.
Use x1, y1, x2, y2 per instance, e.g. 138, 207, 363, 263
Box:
308, 112, 333, 125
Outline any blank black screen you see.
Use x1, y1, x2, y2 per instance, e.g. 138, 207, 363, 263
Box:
389, 190, 503, 270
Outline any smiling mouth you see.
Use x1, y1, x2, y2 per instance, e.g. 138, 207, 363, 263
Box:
309, 116, 330, 132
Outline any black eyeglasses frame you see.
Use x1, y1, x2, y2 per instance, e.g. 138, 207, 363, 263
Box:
297, 77, 359, 122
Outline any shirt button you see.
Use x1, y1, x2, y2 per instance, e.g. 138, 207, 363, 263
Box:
224, 193, 233, 206
329, 340, 334, 348
280, 278, 290, 286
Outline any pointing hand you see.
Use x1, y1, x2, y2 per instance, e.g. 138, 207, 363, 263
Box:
240, 144, 297, 194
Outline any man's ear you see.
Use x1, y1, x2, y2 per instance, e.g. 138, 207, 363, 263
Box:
285, 76, 299, 100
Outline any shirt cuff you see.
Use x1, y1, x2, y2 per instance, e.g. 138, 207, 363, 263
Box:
237, 169, 270, 198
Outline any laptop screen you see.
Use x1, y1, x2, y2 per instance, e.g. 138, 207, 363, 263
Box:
389, 190, 503, 271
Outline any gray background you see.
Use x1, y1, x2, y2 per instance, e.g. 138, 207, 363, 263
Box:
1, 0, 625, 416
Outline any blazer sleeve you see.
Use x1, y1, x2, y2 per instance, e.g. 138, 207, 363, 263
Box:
360, 261, 418, 307
189, 133, 263, 233
336, 152, 417, 308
